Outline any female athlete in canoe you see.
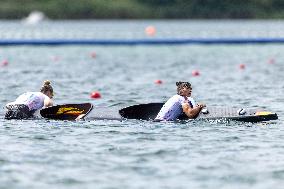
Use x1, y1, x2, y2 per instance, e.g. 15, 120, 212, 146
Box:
5, 80, 54, 119
155, 81, 206, 121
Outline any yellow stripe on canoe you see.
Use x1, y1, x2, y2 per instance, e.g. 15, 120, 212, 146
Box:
255, 112, 274, 116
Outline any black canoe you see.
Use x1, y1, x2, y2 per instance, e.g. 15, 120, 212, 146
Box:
40, 103, 278, 122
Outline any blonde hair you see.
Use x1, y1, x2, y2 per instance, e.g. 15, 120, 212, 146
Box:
40, 80, 53, 95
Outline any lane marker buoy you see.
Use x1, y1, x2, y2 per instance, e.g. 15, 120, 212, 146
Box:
268, 58, 275, 64
155, 79, 163, 84
145, 26, 156, 36
1, 60, 8, 67
239, 64, 245, 70
90, 91, 101, 99
91, 52, 96, 58
192, 70, 200, 76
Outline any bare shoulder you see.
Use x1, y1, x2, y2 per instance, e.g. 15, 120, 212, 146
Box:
44, 96, 53, 107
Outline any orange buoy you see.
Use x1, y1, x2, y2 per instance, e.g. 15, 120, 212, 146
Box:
155, 79, 163, 84
145, 26, 156, 36
191, 70, 200, 76
239, 64, 245, 69
90, 91, 101, 99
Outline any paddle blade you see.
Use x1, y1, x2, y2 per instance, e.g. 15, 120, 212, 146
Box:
40, 103, 93, 120
119, 103, 163, 120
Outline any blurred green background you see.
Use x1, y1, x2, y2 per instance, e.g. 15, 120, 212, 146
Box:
1, 0, 284, 19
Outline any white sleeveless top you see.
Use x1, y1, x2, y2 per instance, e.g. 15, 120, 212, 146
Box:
14, 92, 48, 111
155, 95, 196, 121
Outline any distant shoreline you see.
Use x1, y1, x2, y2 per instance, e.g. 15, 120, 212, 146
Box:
1, 0, 284, 20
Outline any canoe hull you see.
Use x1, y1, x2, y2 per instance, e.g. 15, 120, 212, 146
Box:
40, 103, 278, 122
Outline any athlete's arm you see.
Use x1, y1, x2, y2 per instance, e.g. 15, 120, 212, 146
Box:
43, 97, 53, 107
5, 102, 15, 109
182, 102, 206, 119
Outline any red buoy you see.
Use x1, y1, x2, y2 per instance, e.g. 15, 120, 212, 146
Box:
191, 70, 200, 76
1, 60, 8, 67
239, 64, 246, 69
268, 58, 275, 64
90, 91, 101, 99
91, 52, 96, 58
155, 79, 163, 84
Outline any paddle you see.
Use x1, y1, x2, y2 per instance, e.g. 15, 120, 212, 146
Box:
119, 102, 163, 120
40, 103, 93, 120
118, 102, 193, 120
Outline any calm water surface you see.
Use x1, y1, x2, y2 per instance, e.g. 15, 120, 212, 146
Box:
0, 20, 284, 189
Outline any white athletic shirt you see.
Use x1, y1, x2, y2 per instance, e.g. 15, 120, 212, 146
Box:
155, 95, 196, 121
13, 92, 48, 111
